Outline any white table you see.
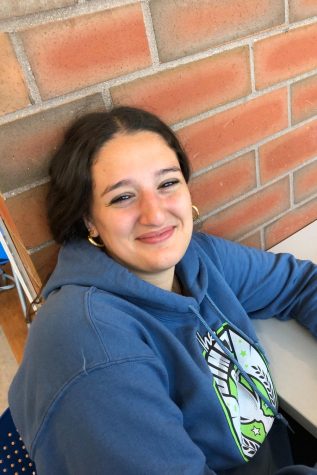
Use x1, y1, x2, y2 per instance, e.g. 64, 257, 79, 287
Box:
252, 220, 317, 438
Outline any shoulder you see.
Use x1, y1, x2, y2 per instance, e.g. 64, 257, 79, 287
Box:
191, 231, 234, 254
190, 232, 274, 283
190, 232, 236, 268
192, 231, 240, 252
192, 231, 263, 262
9, 284, 158, 452
192, 232, 220, 250
31, 284, 156, 369
17, 283, 157, 399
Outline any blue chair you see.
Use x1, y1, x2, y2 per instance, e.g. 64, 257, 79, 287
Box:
0, 408, 37, 474
0, 241, 7, 264
0, 242, 15, 292
0, 241, 28, 318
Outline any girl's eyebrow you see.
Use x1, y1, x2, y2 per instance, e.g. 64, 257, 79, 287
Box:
100, 179, 132, 197
100, 166, 182, 197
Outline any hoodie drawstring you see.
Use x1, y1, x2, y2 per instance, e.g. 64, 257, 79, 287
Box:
205, 294, 270, 363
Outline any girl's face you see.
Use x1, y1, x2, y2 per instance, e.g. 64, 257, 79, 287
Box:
85, 131, 193, 288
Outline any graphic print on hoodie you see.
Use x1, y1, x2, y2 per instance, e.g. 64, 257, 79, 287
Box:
196, 322, 278, 461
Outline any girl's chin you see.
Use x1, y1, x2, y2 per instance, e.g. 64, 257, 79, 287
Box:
110, 236, 190, 275
137, 254, 184, 274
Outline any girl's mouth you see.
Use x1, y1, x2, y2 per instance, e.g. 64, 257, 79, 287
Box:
136, 226, 175, 244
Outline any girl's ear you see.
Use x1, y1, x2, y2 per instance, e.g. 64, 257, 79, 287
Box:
83, 216, 99, 237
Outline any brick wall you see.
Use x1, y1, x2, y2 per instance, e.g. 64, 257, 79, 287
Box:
1, 0, 317, 281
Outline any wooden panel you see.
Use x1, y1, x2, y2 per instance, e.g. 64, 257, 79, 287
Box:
0, 193, 42, 296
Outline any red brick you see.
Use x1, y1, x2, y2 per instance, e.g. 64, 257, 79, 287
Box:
31, 243, 60, 283
20, 5, 151, 99
189, 152, 256, 215
178, 89, 288, 172
0, 94, 104, 193
150, 0, 284, 61
202, 178, 290, 240
111, 47, 251, 124
0, 0, 75, 20
289, 0, 317, 22
6, 184, 52, 249
254, 23, 317, 89
239, 231, 262, 249
0, 33, 30, 116
294, 160, 317, 203
259, 119, 317, 183
264, 197, 317, 248
291, 74, 317, 124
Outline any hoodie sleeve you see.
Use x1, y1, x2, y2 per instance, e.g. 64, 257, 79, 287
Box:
32, 357, 215, 475
201, 234, 317, 337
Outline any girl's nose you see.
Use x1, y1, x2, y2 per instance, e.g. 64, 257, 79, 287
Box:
138, 195, 165, 226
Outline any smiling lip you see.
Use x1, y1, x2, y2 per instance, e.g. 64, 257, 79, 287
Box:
137, 226, 175, 244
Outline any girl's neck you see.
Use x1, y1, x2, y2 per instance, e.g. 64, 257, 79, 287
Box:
134, 267, 177, 292
171, 275, 183, 295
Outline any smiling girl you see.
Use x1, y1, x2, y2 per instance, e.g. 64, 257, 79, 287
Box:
9, 107, 317, 475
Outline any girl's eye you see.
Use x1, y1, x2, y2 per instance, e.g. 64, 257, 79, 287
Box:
159, 179, 180, 189
109, 194, 133, 205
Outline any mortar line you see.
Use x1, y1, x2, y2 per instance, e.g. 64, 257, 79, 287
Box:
192, 132, 317, 185
248, 41, 256, 93
141, 0, 160, 68
285, 0, 290, 25
3, 177, 50, 199
9, 32, 42, 105
101, 88, 113, 109
198, 168, 313, 223
28, 240, 56, 254
287, 83, 292, 128
237, 227, 264, 247
1, 35, 317, 128
2, 59, 316, 129
0, 0, 139, 32
203, 182, 317, 226
238, 191, 317, 245
259, 228, 266, 250
174, 96, 317, 157
289, 172, 295, 207
254, 147, 261, 187
1, 5, 316, 51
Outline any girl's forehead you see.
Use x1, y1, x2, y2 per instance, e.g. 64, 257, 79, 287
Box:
93, 131, 178, 170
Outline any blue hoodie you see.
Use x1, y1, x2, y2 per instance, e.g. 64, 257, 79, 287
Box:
8, 233, 317, 474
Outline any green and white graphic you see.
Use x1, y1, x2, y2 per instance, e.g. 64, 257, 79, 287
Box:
197, 323, 277, 460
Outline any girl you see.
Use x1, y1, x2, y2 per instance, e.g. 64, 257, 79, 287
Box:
9, 107, 317, 474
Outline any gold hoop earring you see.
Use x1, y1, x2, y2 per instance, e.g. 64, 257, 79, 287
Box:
192, 205, 200, 222
87, 234, 104, 248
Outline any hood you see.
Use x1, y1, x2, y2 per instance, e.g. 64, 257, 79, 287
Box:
43, 235, 208, 312
43, 234, 284, 425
